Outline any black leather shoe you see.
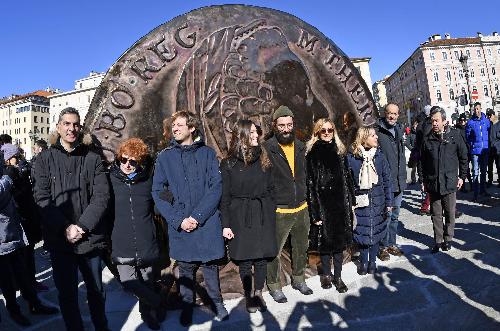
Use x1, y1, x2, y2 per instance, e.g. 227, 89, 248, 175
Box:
441, 241, 452, 251
357, 263, 367, 275
269, 289, 288, 303
29, 302, 59, 315
333, 277, 348, 293
431, 244, 441, 254
155, 305, 166, 323
9, 311, 31, 327
367, 262, 377, 274
180, 304, 193, 327
244, 292, 257, 313
292, 282, 313, 295
320, 275, 333, 289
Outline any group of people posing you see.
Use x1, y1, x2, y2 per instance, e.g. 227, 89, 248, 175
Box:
0, 101, 471, 330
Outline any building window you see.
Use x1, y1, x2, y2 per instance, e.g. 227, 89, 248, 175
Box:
466, 50, 470, 57
34, 116, 38, 123
437, 89, 442, 101
430, 52, 435, 61
52, 115, 55, 123
47, 118, 49, 124
24, 117, 26, 122
470, 69, 475, 78
446, 70, 451, 81
88, 95, 91, 103
34, 126, 38, 132
477, 49, 481, 57
488, 49, 492, 56
24, 138, 26, 144
41, 128, 44, 134
433, 72, 439, 81
454, 51, 459, 59
481, 68, 485, 76
449, 89, 455, 100
442, 52, 448, 60
484, 85, 489, 96
492, 67, 496, 75
495, 84, 499, 96
24, 128, 26, 133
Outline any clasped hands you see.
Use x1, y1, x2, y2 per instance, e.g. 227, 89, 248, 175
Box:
65, 224, 85, 244
180, 216, 199, 232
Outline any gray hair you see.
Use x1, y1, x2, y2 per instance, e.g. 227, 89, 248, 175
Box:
58, 107, 80, 123
430, 106, 446, 120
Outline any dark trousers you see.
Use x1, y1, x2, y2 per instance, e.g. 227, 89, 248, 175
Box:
50, 249, 108, 331
320, 252, 343, 278
488, 151, 499, 183
24, 244, 37, 287
429, 192, 456, 244
382, 191, 403, 247
266, 208, 311, 291
177, 261, 222, 306
236, 259, 267, 293
117, 264, 161, 315
0, 249, 40, 314
359, 244, 379, 265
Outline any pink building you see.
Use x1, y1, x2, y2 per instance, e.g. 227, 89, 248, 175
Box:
385, 32, 500, 124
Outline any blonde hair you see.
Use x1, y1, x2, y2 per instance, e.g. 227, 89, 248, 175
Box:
351, 126, 376, 158
306, 118, 346, 155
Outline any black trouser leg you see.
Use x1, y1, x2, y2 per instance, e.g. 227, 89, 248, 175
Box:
253, 259, 267, 291
319, 254, 332, 276
24, 244, 37, 287
237, 260, 253, 294
50, 250, 84, 331
201, 262, 222, 305
0, 252, 22, 314
332, 252, 343, 278
77, 253, 108, 330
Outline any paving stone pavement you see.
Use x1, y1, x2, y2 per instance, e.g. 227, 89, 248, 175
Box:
1, 180, 499, 330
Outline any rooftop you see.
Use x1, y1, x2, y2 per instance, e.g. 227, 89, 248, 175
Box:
0, 90, 54, 106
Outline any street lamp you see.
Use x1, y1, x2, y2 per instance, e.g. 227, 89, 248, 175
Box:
28, 128, 39, 142
459, 51, 473, 109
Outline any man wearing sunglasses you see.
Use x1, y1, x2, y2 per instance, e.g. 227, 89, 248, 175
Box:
33, 107, 111, 331
375, 103, 406, 261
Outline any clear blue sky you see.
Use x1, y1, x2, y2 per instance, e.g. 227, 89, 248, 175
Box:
1, 0, 499, 97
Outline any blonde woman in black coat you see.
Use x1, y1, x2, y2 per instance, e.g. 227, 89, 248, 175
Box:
221, 119, 277, 313
306, 118, 354, 293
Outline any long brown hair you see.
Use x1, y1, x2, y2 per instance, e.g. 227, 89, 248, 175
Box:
305, 118, 346, 155
227, 119, 271, 170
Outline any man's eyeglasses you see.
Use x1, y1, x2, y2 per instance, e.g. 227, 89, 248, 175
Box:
119, 157, 138, 167
320, 128, 334, 134
277, 123, 293, 130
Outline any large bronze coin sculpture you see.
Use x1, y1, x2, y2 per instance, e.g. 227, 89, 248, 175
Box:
85, 5, 376, 300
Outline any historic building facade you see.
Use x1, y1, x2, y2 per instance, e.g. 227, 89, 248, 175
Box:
385, 32, 500, 124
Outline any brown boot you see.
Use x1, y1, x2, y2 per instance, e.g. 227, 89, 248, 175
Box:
387, 246, 404, 256
377, 247, 390, 261
254, 290, 267, 312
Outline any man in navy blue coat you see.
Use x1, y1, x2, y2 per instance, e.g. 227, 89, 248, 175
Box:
465, 102, 491, 200
152, 111, 227, 326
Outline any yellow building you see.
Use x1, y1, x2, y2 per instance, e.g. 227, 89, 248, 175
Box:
0, 90, 53, 159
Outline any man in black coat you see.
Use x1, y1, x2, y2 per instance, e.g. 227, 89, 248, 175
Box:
33, 107, 110, 331
487, 109, 499, 187
420, 107, 468, 253
375, 103, 406, 260
264, 105, 313, 303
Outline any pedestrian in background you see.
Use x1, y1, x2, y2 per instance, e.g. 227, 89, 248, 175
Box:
421, 107, 468, 253
486, 109, 499, 187
347, 127, 393, 275
465, 102, 490, 200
